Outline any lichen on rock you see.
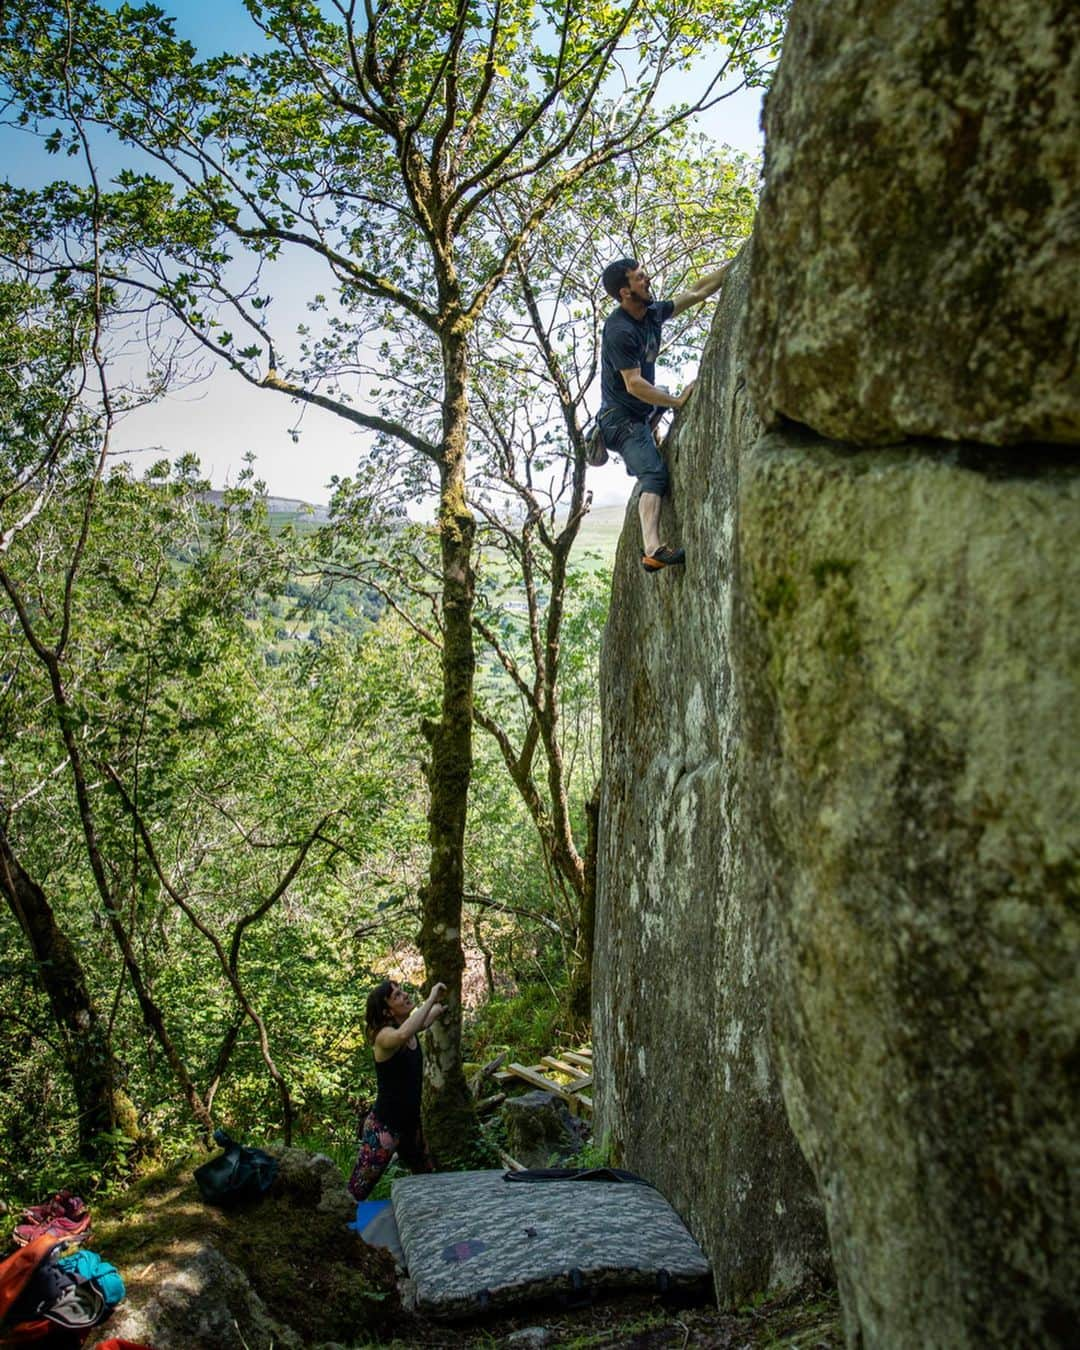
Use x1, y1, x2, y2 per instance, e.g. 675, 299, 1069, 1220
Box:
746, 0, 1080, 446
93, 1145, 398, 1349
595, 6, 1079, 1337
594, 244, 832, 1305
738, 432, 1080, 1347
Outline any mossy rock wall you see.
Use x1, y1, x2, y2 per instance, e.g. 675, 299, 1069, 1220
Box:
746, 0, 1080, 446
595, 9, 1079, 1338
594, 244, 832, 1302
738, 434, 1080, 1347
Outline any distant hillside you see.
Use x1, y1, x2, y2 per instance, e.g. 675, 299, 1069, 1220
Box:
236, 496, 624, 662
265, 495, 331, 521
572, 503, 625, 565
202, 489, 331, 524
252, 496, 626, 566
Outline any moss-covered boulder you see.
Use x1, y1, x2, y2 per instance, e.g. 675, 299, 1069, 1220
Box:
738, 433, 1080, 1346
746, 0, 1080, 446
597, 202, 1078, 1348
94, 1146, 397, 1349
594, 245, 832, 1304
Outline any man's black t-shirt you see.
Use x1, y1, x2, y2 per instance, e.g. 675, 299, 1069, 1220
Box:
600, 298, 674, 424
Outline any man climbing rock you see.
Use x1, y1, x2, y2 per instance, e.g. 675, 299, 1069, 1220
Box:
598, 258, 730, 572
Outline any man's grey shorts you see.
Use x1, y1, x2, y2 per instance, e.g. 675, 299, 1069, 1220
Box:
603, 416, 668, 496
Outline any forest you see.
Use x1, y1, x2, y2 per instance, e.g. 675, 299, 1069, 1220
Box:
0, 0, 781, 1206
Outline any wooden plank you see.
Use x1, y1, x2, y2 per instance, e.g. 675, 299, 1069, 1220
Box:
537, 1066, 593, 1094
562, 1051, 593, 1069
481, 1050, 509, 1076
469, 1050, 509, 1094
540, 1055, 591, 1081
475, 1091, 506, 1116
565, 1089, 593, 1117
506, 1062, 575, 1101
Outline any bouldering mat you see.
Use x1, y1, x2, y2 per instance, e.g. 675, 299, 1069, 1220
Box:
348, 1199, 404, 1263
363, 1207, 404, 1264
349, 1199, 389, 1233
392, 1169, 710, 1318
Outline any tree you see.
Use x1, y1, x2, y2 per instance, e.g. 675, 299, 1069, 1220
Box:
0, 108, 166, 1164
0, 820, 136, 1163
1, 0, 785, 1158
466, 136, 758, 1014
0, 433, 438, 1160
1, 184, 364, 1151
325, 134, 758, 1022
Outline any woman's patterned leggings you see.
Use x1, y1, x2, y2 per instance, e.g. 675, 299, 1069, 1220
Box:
348, 1109, 435, 1201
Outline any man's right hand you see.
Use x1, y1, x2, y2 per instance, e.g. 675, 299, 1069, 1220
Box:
429, 981, 447, 1002
677, 380, 697, 408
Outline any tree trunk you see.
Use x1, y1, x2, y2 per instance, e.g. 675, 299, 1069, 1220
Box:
0, 823, 132, 1160
419, 328, 480, 1165
565, 778, 600, 1028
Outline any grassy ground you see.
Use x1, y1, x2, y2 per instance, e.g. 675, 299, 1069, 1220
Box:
85, 1151, 841, 1349
91, 1153, 400, 1346
355, 1279, 843, 1348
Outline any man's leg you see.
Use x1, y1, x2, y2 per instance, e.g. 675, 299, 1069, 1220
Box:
615, 419, 684, 569
638, 490, 663, 557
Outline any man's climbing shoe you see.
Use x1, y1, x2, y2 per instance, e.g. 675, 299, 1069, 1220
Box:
641, 545, 686, 573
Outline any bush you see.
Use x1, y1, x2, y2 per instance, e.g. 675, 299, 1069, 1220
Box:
464, 976, 568, 1066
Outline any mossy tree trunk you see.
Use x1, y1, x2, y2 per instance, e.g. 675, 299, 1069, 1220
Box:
419, 324, 480, 1164
0, 823, 134, 1159
566, 780, 600, 1027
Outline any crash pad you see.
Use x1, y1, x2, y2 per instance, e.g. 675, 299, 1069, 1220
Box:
347, 1199, 404, 1263
392, 1169, 710, 1318
349, 1200, 389, 1233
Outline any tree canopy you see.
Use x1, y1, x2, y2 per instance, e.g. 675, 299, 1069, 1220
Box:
0, 0, 781, 1171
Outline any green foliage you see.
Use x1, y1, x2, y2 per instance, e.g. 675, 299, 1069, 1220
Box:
0, 0, 786, 1198
556, 1130, 614, 1172
0, 0, 778, 493
0, 421, 438, 1183
465, 976, 569, 1069
367, 1159, 409, 1201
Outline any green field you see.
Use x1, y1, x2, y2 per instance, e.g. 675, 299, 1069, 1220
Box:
261, 496, 629, 570
570, 503, 627, 568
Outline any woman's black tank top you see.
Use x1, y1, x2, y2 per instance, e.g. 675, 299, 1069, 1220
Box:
373, 1038, 423, 1134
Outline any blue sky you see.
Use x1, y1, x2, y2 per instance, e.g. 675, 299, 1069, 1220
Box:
3, 2, 766, 508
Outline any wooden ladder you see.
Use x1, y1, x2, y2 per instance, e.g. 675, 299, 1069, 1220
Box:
497, 1046, 593, 1116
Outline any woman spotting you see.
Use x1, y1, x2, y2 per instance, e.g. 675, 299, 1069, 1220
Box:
348, 978, 447, 1201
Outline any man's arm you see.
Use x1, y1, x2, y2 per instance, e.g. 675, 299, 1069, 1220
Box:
621, 368, 696, 408
669, 262, 732, 317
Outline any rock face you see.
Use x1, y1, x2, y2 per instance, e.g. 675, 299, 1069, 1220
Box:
106, 1242, 303, 1350
501, 1090, 588, 1168
595, 245, 832, 1302
101, 1147, 397, 1349
738, 433, 1080, 1347
595, 11, 1080, 1333
746, 0, 1080, 446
